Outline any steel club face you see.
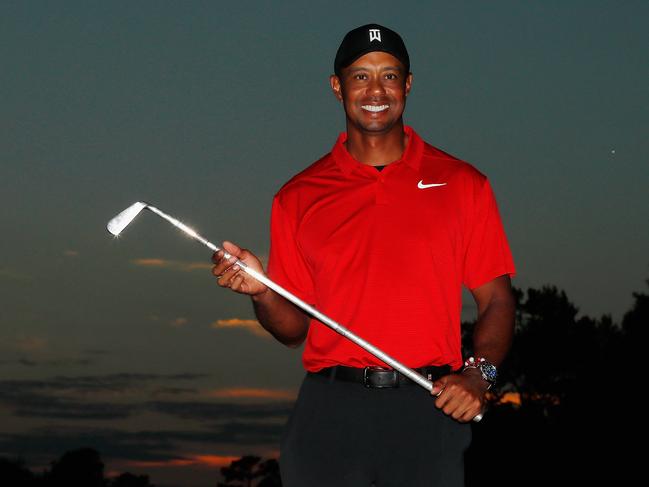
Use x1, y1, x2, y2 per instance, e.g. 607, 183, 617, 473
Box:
107, 201, 148, 236
106, 202, 220, 252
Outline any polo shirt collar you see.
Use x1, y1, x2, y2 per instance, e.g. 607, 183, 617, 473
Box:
331, 125, 424, 176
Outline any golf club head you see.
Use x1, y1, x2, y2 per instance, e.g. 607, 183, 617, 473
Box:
107, 201, 148, 236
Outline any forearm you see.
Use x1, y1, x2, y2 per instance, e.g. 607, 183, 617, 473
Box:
251, 288, 310, 348
435, 290, 515, 420
471, 293, 516, 367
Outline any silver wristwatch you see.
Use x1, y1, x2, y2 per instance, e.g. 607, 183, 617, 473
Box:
462, 356, 497, 389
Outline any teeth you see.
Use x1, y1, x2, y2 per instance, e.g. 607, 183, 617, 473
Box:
362, 105, 389, 112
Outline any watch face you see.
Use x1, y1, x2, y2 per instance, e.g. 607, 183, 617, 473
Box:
480, 363, 498, 383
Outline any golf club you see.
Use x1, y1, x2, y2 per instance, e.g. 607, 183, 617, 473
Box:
107, 201, 484, 422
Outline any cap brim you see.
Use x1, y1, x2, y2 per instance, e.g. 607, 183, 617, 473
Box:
337, 47, 409, 73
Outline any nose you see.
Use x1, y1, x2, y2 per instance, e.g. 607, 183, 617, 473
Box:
367, 76, 386, 96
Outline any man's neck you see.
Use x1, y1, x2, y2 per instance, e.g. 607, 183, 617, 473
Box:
344, 122, 408, 166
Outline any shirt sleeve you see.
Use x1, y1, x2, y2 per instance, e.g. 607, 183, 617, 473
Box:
462, 178, 516, 290
266, 195, 316, 303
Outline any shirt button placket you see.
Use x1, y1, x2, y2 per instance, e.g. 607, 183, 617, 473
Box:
375, 174, 389, 205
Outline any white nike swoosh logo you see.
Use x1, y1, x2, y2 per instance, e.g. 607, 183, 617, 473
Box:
418, 180, 447, 189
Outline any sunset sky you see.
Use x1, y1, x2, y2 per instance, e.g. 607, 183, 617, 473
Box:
1, 1, 647, 486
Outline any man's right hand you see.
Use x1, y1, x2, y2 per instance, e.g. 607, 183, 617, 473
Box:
212, 240, 269, 297
213, 241, 309, 347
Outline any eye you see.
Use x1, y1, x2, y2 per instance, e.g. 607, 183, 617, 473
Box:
354, 73, 368, 80
385, 73, 398, 80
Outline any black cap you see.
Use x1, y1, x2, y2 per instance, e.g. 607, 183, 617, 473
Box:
334, 24, 410, 76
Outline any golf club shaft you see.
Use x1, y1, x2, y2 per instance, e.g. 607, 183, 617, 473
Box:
132, 204, 483, 421
144, 205, 432, 390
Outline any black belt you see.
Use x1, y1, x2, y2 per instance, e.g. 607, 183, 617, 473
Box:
310, 365, 451, 389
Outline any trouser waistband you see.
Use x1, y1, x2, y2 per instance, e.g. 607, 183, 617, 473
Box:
309, 364, 451, 388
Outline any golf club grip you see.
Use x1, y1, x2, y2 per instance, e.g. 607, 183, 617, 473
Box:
227, 256, 484, 423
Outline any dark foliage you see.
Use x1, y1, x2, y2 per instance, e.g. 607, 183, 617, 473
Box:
109, 472, 155, 487
217, 456, 281, 487
0, 457, 38, 487
45, 448, 105, 487
0, 449, 156, 487
465, 280, 648, 486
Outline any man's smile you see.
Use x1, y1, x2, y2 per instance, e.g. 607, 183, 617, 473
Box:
361, 104, 389, 112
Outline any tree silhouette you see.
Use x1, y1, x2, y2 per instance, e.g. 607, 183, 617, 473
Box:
44, 448, 105, 487
217, 455, 280, 487
0, 457, 38, 487
0, 450, 160, 487
465, 278, 649, 486
109, 471, 155, 487
622, 278, 648, 355
254, 459, 281, 487
515, 286, 581, 402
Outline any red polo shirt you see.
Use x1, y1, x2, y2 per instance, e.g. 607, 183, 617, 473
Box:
267, 126, 516, 372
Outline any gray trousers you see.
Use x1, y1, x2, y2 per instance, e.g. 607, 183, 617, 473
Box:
279, 372, 472, 487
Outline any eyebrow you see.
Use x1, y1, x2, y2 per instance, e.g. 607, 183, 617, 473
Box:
346, 66, 402, 73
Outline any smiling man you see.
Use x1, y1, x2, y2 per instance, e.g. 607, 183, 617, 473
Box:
212, 24, 516, 486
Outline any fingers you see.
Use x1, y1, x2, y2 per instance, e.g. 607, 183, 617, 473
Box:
213, 259, 250, 294
221, 240, 242, 258
211, 241, 240, 264
212, 242, 241, 288
439, 391, 478, 422
229, 269, 246, 292
215, 262, 240, 287
211, 241, 268, 296
430, 376, 447, 397
432, 375, 484, 423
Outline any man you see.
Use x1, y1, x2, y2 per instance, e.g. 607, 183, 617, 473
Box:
212, 24, 516, 486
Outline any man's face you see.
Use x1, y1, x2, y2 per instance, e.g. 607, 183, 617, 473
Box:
330, 51, 412, 134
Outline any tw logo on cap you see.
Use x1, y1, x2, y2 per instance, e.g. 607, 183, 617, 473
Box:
369, 29, 381, 42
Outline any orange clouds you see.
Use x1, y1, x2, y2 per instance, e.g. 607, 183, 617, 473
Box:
133, 258, 167, 267
131, 258, 212, 272
127, 454, 240, 469
494, 392, 522, 406
210, 318, 269, 338
489, 392, 560, 407
15, 335, 48, 352
206, 387, 297, 401
171, 317, 189, 327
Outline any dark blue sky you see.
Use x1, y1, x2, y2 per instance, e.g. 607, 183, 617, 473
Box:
1, 1, 647, 485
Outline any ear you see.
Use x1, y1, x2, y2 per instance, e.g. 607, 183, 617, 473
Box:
330, 74, 343, 102
405, 72, 413, 96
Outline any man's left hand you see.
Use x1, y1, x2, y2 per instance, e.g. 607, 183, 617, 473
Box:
430, 368, 490, 423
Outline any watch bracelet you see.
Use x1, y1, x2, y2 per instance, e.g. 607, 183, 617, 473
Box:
462, 356, 496, 389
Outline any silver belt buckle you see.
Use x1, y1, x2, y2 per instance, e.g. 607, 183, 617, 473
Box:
363, 366, 398, 388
